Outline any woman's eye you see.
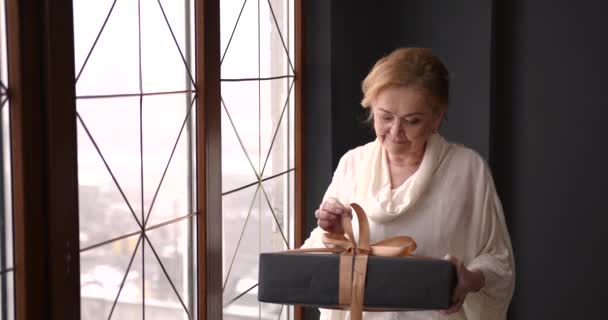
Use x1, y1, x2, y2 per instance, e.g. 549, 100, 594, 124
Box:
405, 118, 420, 125
382, 117, 393, 122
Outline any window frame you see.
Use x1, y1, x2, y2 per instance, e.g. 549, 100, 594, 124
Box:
4, 0, 302, 318
6, 0, 80, 318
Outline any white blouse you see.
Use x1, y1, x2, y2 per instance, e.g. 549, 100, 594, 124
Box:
302, 134, 515, 320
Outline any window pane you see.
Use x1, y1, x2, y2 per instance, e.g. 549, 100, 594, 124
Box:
221, 81, 261, 175
109, 238, 143, 320
74, 0, 140, 96
220, 0, 258, 80
145, 218, 194, 319
140, 0, 193, 92
221, 0, 295, 319
222, 184, 259, 286
77, 99, 143, 250
222, 188, 260, 317
0, 0, 14, 317
260, 0, 294, 78
0, 271, 14, 320
74, 0, 197, 318
260, 78, 293, 179
260, 176, 290, 253
142, 93, 193, 228
80, 235, 142, 319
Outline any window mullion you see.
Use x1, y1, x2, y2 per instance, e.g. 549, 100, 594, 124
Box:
195, 0, 222, 320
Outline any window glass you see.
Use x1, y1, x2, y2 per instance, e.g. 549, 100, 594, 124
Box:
74, 0, 197, 318
220, 0, 295, 319
0, 0, 15, 318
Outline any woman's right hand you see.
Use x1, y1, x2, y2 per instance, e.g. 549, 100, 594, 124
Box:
315, 197, 351, 234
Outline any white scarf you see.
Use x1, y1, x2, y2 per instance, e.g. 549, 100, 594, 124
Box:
364, 133, 451, 223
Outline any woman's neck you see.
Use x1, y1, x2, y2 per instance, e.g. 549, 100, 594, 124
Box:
387, 146, 425, 168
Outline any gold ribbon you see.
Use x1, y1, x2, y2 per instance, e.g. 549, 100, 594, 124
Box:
292, 203, 417, 320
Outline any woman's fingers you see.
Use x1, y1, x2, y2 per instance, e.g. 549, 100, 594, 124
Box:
320, 198, 346, 215
316, 198, 351, 233
316, 209, 342, 233
316, 208, 339, 220
440, 254, 467, 315
440, 295, 464, 315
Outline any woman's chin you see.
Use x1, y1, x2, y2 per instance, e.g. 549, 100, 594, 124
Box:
384, 140, 412, 152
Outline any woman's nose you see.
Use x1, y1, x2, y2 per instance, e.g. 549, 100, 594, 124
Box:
390, 119, 402, 135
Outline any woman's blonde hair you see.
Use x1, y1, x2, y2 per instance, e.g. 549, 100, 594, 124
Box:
361, 48, 449, 113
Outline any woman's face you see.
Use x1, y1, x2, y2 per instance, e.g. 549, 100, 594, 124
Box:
371, 86, 444, 155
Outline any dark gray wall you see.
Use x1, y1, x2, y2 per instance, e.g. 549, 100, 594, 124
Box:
302, 0, 333, 241
492, 0, 608, 318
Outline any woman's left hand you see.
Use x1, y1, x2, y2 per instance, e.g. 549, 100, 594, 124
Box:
440, 254, 486, 315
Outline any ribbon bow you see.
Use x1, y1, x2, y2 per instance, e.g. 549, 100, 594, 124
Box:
295, 203, 417, 320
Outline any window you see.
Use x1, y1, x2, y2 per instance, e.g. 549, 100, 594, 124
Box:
0, 0, 14, 318
220, 0, 295, 319
2, 0, 300, 318
74, 0, 197, 318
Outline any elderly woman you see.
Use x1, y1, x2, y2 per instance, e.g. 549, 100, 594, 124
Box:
302, 48, 515, 320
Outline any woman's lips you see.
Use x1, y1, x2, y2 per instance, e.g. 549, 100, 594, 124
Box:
387, 137, 408, 144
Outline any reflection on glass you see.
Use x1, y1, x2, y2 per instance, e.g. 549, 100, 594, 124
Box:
0, 0, 14, 318
74, 0, 196, 318
221, 0, 294, 319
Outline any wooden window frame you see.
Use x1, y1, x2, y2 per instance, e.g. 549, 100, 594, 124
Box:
294, 0, 304, 318
7, 0, 80, 319
5, 0, 302, 318
196, 0, 222, 318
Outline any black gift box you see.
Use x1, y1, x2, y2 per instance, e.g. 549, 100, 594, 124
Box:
258, 252, 456, 311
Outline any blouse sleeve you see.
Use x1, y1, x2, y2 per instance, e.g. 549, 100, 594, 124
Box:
465, 167, 516, 318
300, 154, 351, 249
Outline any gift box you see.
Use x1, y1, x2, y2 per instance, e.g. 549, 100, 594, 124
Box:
258, 252, 456, 310
257, 203, 456, 318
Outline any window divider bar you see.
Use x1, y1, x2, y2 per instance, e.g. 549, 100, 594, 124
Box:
0, 268, 15, 276
76, 89, 197, 100
221, 75, 295, 82
80, 211, 198, 254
